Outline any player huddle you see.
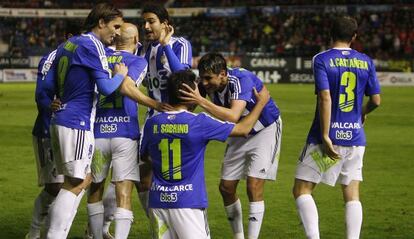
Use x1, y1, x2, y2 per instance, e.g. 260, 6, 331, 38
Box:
27, 3, 381, 239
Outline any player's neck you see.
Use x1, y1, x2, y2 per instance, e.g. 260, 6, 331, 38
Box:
116, 43, 135, 53
332, 41, 351, 49
171, 104, 189, 111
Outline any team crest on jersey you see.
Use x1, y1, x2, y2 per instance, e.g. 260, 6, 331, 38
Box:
100, 56, 109, 71
160, 54, 167, 65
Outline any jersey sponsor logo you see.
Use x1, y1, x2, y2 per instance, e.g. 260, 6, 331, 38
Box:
331, 122, 361, 129
160, 192, 178, 203
95, 116, 130, 123
151, 182, 194, 192
335, 130, 353, 140
99, 124, 117, 133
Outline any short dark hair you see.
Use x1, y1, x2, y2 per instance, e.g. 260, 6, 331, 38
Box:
142, 3, 171, 25
330, 16, 358, 43
197, 53, 227, 76
168, 69, 196, 105
65, 20, 83, 38
83, 3, 123, 32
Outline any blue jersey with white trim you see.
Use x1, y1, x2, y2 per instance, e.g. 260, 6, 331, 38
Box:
307, 48, 381, 146
51, 32, 112, 131
144, 37, 192, 105
32, 50, 57, 138
211, 68, 280, 135
94, 50, 148, 140
140, 111, 234, 209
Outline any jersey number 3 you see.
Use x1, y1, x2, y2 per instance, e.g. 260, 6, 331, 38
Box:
339, 71, 356, 112
159, 139, 182, 180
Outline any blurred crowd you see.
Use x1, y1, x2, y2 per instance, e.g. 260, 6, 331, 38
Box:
0, 5, 413, 59
0, 0, 411, 8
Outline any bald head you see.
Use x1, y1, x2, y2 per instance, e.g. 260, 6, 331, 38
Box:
116, 22, 139, 52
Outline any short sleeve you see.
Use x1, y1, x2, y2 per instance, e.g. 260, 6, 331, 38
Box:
229, 75, 253, 102
172, 37, 192, 68
313, 55, 329, 92
74, 38, 110, 78
365, 58, 381, 96
127, 57, 148, 86
200, 113, 235, 142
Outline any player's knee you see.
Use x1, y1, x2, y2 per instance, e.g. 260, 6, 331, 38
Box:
219, 183, 236, 197
292, 179, 314, 199
117, 189, 132, 207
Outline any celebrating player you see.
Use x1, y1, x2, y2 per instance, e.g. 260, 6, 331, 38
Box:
140, 69, 270, 239
137, 2, 193, 216
180, 53, 282, 239
86, 22, 165, 239
292, 16, 381, 239
46, 3, 168, 238
26, 22, 82, 239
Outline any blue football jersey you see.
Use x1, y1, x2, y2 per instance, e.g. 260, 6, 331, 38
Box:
51, 32, 114, 130
32, 50, 57, 138
144, 37, 192, 110
307, 48, 381, 146
211, 68, 280, 135
140, 110, 234, 209
94, 50, 148, 140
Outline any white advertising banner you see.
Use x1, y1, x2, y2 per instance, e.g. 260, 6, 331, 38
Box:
0, 8, 205, 18
2, 68, 37, 82
377, 72, 414, 86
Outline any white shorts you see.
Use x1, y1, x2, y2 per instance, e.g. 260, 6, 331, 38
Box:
221, 118, 282, 180
91, 137, 139, 183
150, 208, 210, 239
295, 144, 365, 186
32, 136, 64, 186
50, 125, 94, 179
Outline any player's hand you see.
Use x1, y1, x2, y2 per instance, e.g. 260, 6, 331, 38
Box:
179, 83, 203, 105
322, 136, 340, 160
159, 25, 174, 46
156, 102, 174, 112
114, 63, 128, 77
50, 98, 62, 112
361, 113, 367, 126
254, 86, 270, 106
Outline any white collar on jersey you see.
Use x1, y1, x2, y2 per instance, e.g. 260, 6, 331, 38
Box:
332, 47, 352, 50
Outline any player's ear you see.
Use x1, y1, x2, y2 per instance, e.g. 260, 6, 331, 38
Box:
98, 19, 106, 29
352, 33, 357, 42
219, 69, 226, 77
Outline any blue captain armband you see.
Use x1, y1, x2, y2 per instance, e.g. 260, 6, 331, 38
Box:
96, 73, 124, 96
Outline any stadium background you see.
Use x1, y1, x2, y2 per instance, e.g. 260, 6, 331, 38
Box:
0, 1, 413, 238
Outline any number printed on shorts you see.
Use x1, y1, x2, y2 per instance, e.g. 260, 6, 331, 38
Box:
160, 192, 178, 203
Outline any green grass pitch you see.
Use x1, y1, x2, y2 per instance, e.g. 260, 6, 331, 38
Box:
0, 83, 413, 238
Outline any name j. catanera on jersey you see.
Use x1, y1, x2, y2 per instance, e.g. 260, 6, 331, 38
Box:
329, 57, 368, 70
153, 124, 189, 134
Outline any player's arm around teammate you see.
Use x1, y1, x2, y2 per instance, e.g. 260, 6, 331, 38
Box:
181, 53, 282, 239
